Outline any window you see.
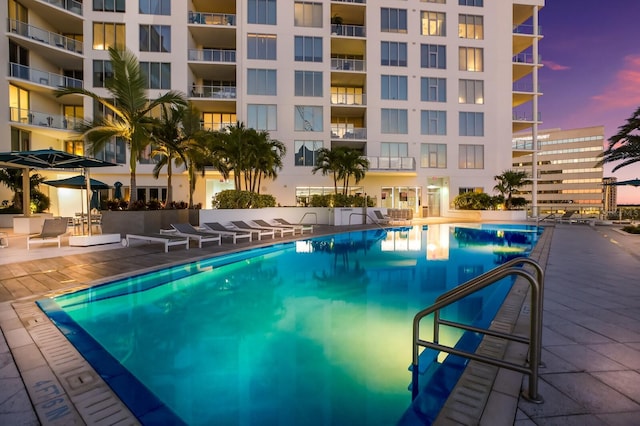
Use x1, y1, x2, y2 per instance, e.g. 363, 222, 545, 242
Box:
459, 0, 483, 6
421, 77, 446, 102
421, 110, 446, 135
421, 143, 446, 168
247, 69, 277, 95
248, 34, 277, 60
93, 60, 113, 87
63, 105, 83, 129
421, 44, 446, 69
93, 0, 125, 12
248, 0, 276, 25
140, 25, 170, 52
459, 47, 483, 71
10, 128, 30, 151
381, 109, 408, 134
202, 113, 237, 131
294, 140, 323, 166
459, 144, 484, 169
459, 14, 483, 39
94, 137, 126, 164
294, 2, 322, 27
140, 62, 171, 89
139, 0, 170, 15
295, 71, 323, 97
422, 0, 445, 3
93, 22, 125, 50
247, 104, 277, 130
459, 79, 483, 104
9, 84, 29, 124
381, 75, 408, 100
331, 87, 364, 105
381, 41, 408, 67
294, 36, 322, 62
64, 140, 84, 156
295, 106, 323, 132
381, 8, 407, 33
381, 142, 408, 159
421, 11, 446, 36
459, 112, 484, 136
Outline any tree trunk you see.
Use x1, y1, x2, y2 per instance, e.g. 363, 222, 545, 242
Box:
129, 171, 138, 209
165, 161, 173, 207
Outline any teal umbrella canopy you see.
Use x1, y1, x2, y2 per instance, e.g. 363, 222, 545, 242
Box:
114, 181, 123, 199
44, 175, 110, 190
0, 149, 116, 169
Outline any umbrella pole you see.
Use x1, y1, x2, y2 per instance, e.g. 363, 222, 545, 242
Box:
85, 171, 93, 236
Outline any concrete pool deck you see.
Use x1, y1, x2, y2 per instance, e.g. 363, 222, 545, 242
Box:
1, 221, 640, 425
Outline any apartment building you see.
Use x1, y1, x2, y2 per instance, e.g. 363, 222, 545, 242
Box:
512, 126, 605, 215
2, 0, 544, 218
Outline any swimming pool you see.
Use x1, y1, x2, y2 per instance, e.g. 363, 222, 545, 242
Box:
38, 223, 541, 425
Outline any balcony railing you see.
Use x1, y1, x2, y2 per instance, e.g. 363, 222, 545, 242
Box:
188, 12, 236, 26
333, 0, 366, 3
331, 58, 366, 72
331, 94, 366, 106
512, 111, 542, 122
512, 140, 538, 151
513, 24, 542, 35
41, 0, 82, 16
9, 63, 83, 89
188, 49, 236, 63
331, 128, 367, 139
512, 81, 540, 93
7, 20, 83, 54
331, 24, 366, 37
513, 53, 541, 64
9, 107, 80, 130
191, 85, 237, 99
367, 156, 415, 171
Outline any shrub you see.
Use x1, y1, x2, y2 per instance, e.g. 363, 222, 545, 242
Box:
453, 192, 493, 210
310, 194, 331, 207
212, 190, 276, 209
31, 190, 50, 213
622, 224, 640, 234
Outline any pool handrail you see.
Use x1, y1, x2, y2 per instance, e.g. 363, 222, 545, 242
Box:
411, 256, 544, 404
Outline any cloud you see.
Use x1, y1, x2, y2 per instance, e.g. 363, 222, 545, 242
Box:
543, 60, 570, 71
590, 54, 640, 111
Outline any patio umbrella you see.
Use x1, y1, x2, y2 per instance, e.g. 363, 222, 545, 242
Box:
44, 175, 109, 231
0, 149, 116, 235
114, 181, 123, 199
90, 190, 100, 210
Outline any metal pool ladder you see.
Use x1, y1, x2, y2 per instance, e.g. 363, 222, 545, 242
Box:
411, 256, 544, 403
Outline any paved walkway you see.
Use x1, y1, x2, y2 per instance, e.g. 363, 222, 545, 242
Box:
1, 222, 640, 425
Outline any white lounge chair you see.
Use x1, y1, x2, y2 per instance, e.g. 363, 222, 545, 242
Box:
125, 233, 190, 252
202, 222, 252, 243
170, 223, 222, 248
27, 218, 69, 250
273, 218, 314, 234
251, 219, 296, 237
230, 221, 275, 240
372, 210, 390, 224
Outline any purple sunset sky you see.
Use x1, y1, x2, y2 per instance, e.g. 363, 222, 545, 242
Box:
537, 0, 640, 203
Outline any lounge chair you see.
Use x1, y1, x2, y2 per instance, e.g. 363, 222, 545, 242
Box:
202, 222, 252, 243
372, 210, 390, 224
273, 218, 314, 234
556, 211, 577, 224
251, 219, 296, 237
230, 221, 275, 240
125, 233, 190, 252
170, 223, 222, 248
27, 218, 69, 250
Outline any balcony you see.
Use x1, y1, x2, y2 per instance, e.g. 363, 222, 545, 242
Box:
190, 85, 236, 99
331, 58, 366, 72
41, 0, 83, 15
189, 12, 236, 26
331, 128, 366, 140
331, 24, 366, 38
9, 108, 80, 131
188, 49, 236, 63
331, 93, 366, 106
513, 24, 542, 35
367, 156, 415, 172
8, 20, 83, 55
9, 63, 82, 89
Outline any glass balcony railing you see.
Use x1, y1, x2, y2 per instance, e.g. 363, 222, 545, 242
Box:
331, 93, 366, 106
41, 0, 83, 16
188, 49, 236, 63
332, 0, 366, 3
513, 53, 541, 64
367, 156, 415, 171
330, 128, 367, 139
191, 85, 237, 99
331, 24, 366, 37
7, 20, 83, 54
331, 58, 366, 71
512, 81, 540, 93
188, 12, 236, 26
513, 24, 542, 35
9, 63, 83, 89
9, 107, 80, 130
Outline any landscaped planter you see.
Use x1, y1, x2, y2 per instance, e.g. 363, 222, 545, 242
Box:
101, 209, 199, 236
446, 209, 527, 221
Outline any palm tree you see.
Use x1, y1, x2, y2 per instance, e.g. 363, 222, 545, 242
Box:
312, 148, 342, 194
249, 131, 286, 194
55, 47, 186, 207
0, 168, 47, 211
338, 148, 369, 195
599, 105, 640, 171
493, 170, 528, 210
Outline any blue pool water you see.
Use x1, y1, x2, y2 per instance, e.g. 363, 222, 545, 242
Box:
38, 224, 541, 425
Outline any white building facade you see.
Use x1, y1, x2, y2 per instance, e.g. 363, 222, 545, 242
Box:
1, 0, 544, 218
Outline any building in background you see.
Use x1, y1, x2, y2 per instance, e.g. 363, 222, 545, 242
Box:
1, 0, 544, 218
602, 176, 617, 214
512, 126, 605, 215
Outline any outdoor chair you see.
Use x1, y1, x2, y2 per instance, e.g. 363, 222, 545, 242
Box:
27, 218, 69, 250
169, 223, 222, 248
251, 219, 296, 237
372, 210, 390, 224
202, 222, 253, 243
273, 218, 314, 234
230, 221, 275, 240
